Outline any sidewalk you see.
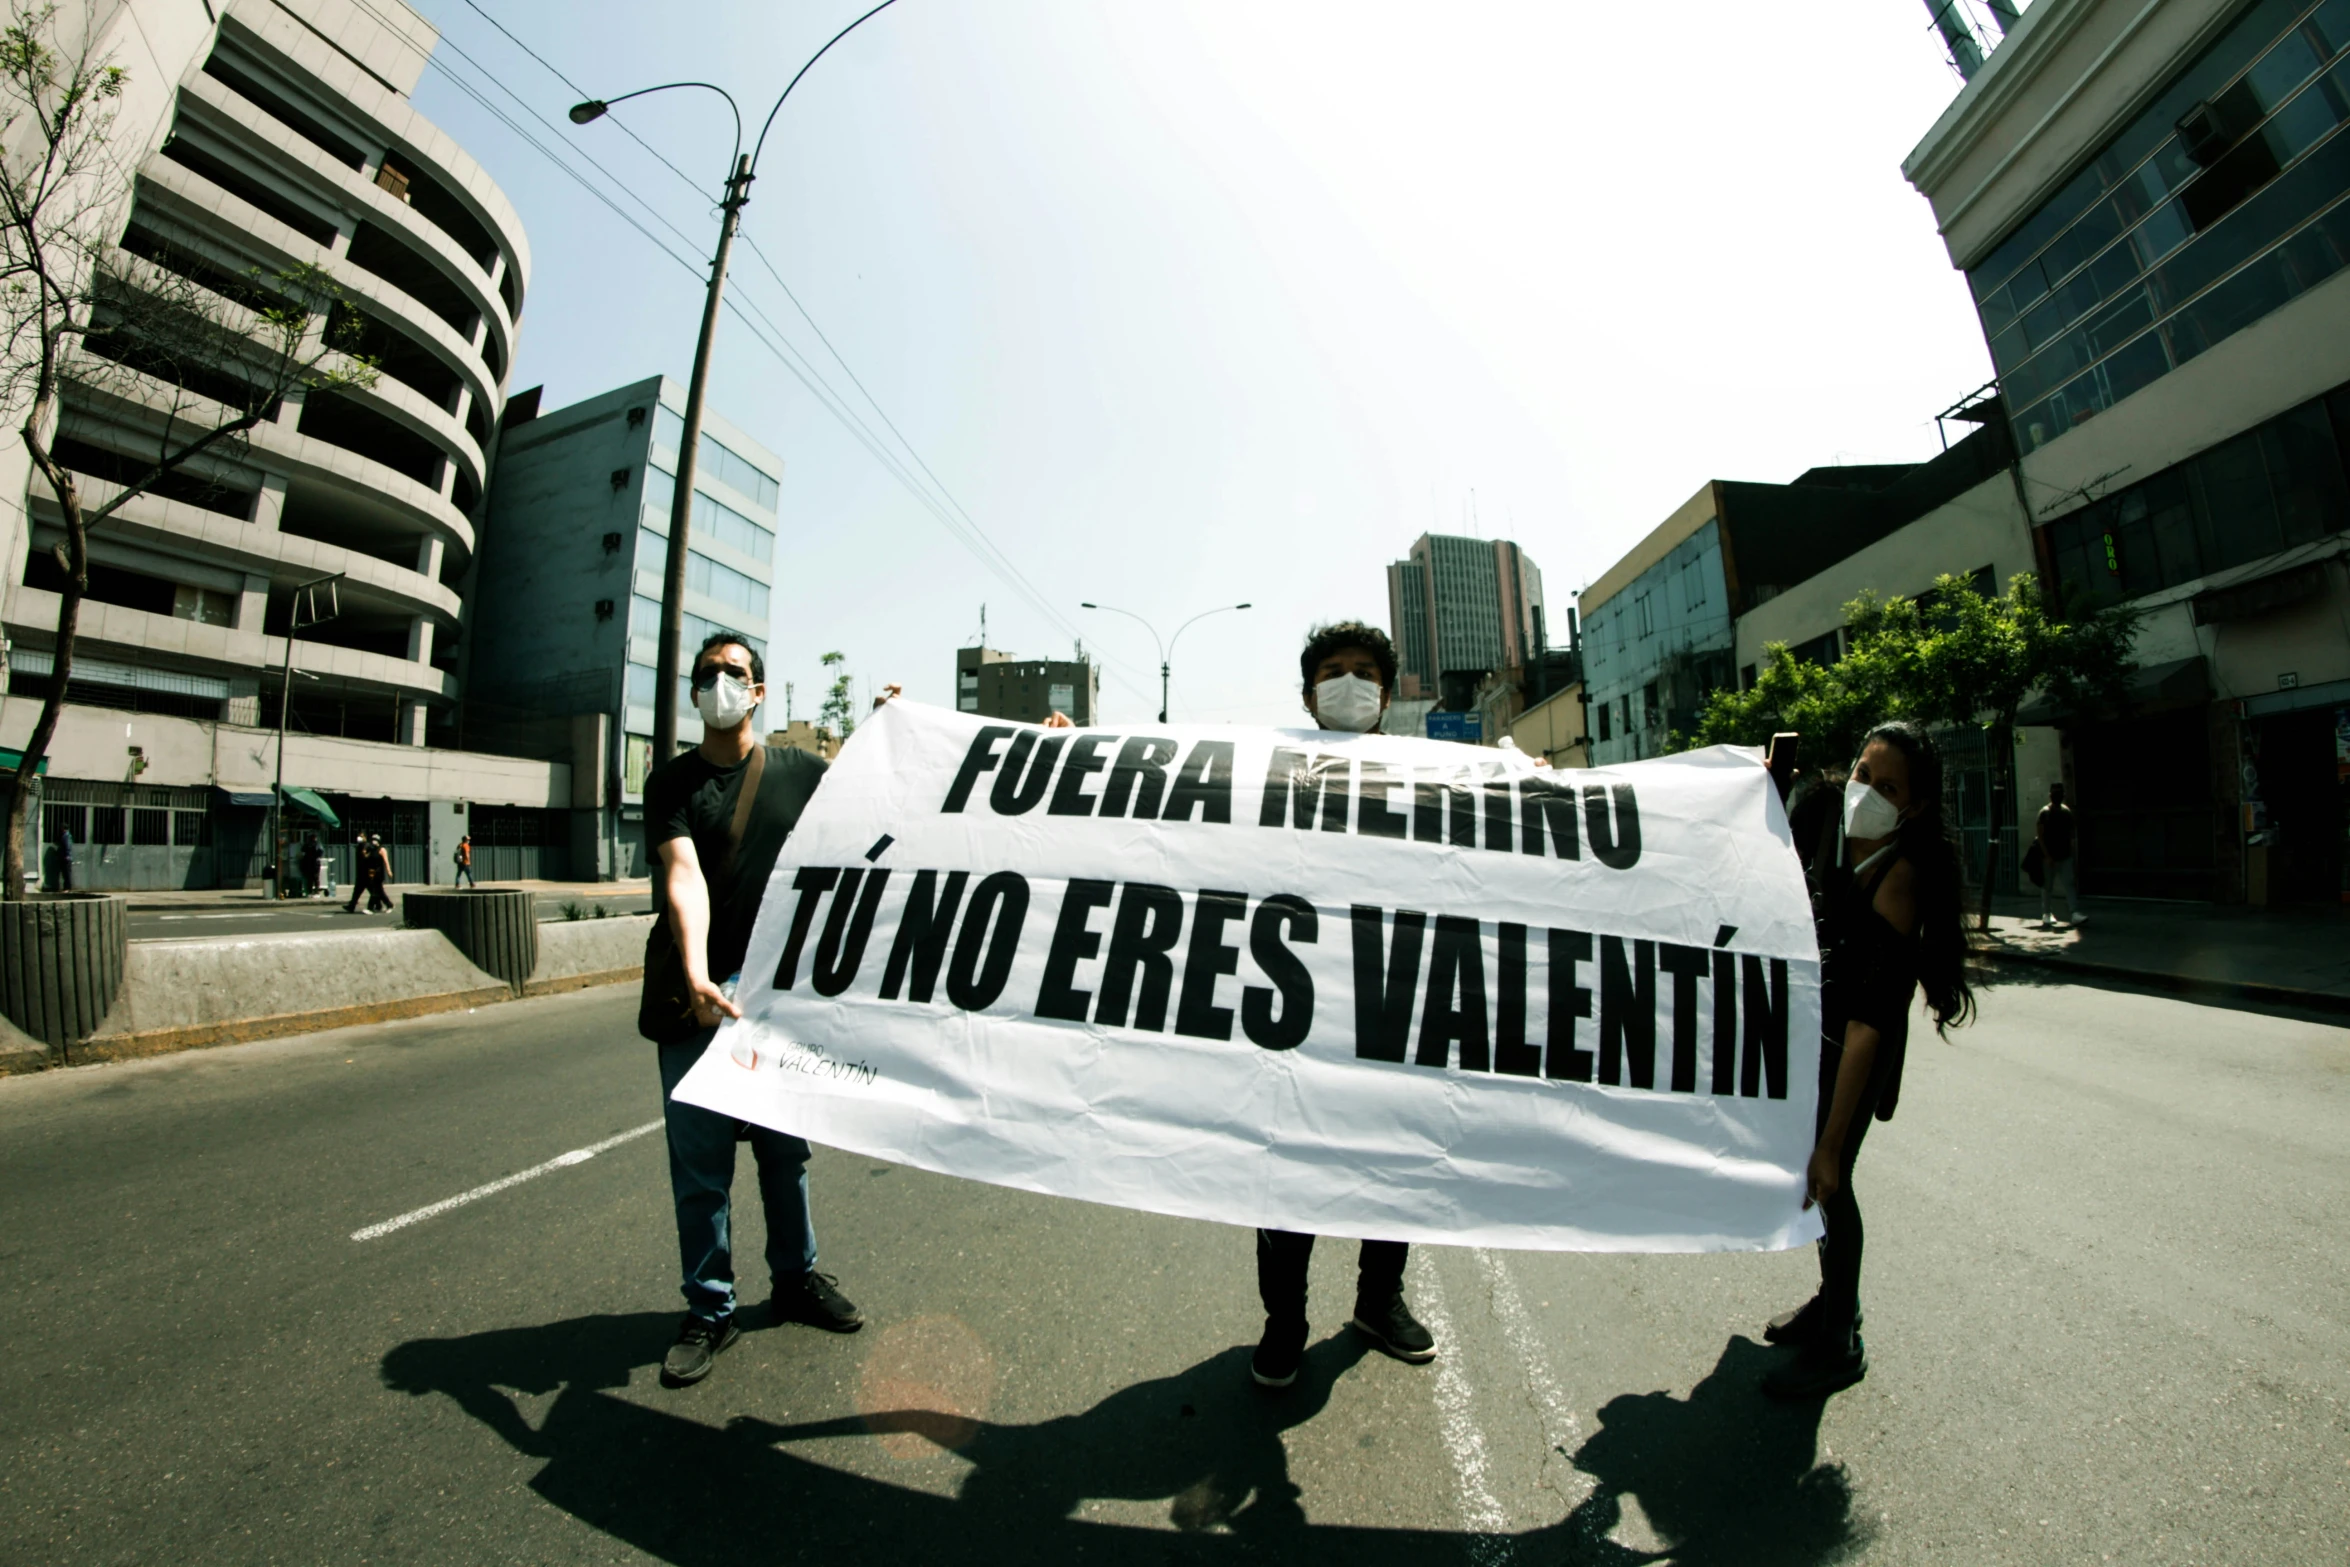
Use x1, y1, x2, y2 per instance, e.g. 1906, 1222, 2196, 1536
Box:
119, 879, 653, 912
1979, 894, 2350, 1013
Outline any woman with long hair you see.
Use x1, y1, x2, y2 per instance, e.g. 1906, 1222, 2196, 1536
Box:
1763, 720, 1975, 1399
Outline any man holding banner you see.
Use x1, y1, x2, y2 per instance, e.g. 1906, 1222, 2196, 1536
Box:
639, 631, 863, 1388
672, 630, 1825, 1400
1251, 622, 1434, 1388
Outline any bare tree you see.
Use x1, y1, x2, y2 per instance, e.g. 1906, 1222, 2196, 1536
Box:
0, 3, 374, 899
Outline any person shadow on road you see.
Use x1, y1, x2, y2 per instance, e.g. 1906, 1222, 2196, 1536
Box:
733, 1333, 1368, 1540
381, 1317, 1861, 1565
1537, 1335, 1869, 1566
383, 1313, 1473, 1564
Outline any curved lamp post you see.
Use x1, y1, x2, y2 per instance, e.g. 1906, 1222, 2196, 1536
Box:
1079, 601, 1250, 723
570, 0, 903, 765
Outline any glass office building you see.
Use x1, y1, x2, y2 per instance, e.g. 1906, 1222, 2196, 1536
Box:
1971, 0, 2350, 452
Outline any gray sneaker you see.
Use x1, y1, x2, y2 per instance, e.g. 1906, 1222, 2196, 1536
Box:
661, 1313, 741, 1385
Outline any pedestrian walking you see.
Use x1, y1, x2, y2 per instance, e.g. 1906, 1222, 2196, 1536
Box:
342, 832, 370, 913
299, 833, 324, 899
639, 630, 860, 1387
1246, 623, 1435, 1387
1761, 721, 1975, 1400
57, 825, 73, 891
452, 833, 476, 888
366, 834, 394, 912
2035, 782, 2082, 928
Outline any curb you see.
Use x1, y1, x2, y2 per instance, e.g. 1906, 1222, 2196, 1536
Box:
69, 984, 515, 1065
1982, 943, 2350, 1016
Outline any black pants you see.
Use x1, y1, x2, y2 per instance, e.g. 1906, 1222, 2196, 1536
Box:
1256, 1230, 1408, 1325
1813, 1035, 1887, 1345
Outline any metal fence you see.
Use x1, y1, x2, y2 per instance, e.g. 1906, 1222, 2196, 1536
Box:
35, 782, 214, 890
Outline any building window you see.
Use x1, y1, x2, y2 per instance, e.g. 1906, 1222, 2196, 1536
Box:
1596, 701, 1612, 742
649, 411, 781, 511
172, 583, 237, 625
2043, 383, 2350, 608
1972, 0, 2350, 452
1634, 591, 1654, 639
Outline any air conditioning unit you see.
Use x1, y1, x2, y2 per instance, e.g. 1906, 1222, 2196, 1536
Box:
2176, 100, 2234, 167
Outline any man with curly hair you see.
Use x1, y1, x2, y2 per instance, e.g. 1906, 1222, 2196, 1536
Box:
1249, 619, 1439, 1390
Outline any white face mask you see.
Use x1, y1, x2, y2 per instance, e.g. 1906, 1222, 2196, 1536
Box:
1842, 778, 1902, 841
1311, 673, 1384, 733
693, 671, 757, 730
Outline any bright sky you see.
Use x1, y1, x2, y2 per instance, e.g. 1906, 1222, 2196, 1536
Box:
404, 0, 2012, 726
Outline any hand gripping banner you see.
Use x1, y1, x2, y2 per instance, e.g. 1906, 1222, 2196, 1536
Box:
674, 699, 1824, 1252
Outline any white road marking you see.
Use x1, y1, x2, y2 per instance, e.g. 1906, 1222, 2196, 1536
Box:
1408, 1252, 1512, 1558
350, 1120, 661, 1241
1473, 1249, 1582, 1454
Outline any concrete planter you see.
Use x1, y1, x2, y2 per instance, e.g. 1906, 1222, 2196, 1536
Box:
402, 888, 538, 994
0, 892, 129, 1058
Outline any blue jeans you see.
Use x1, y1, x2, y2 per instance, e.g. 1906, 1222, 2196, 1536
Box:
658, 1032, 818, 1322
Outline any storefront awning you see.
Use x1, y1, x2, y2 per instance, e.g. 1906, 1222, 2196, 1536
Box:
217, 789, 273, 808
2016, 655, 2209, 725
0, 747, 49, 775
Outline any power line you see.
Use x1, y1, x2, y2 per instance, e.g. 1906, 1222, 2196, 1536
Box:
456, 0, 715, 204
738, 228, 1079, 653
411, 2, 1153, 699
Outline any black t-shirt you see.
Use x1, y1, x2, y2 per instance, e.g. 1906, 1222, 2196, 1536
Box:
2038, 803, 2075, 860
1816, 851, 1919, 1122
645, 744, 829, 983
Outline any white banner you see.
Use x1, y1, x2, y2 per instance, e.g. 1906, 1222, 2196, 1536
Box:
675, 699, 1823, 1252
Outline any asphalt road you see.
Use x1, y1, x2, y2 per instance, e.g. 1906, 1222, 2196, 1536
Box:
126, 890, 655, 941
0, 974, 2342, 1564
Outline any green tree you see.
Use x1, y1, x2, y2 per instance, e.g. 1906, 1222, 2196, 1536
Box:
817, 650, 854, 741
1691, 572, 2137, 924
0, 3, 375, 898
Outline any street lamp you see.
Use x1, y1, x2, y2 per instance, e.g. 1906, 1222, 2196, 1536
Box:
1079, 601, 1250, 723
570, 0, 904, 765
270, 572, 343, 899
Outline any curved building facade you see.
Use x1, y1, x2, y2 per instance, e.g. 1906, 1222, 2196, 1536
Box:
0, 0, 570, 890
8, 0, 526, 748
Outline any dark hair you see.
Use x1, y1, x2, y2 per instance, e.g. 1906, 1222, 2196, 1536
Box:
1299, 621, 1397, 696
1862, 720, 1975, 1033
694, 629, 763, 686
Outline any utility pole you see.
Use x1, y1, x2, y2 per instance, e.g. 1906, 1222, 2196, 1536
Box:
571, 0, 906, 768
652, 152, 752, 766
269, 573, 342, 899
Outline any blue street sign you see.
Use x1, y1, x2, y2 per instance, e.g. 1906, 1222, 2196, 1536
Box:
1424, 711, 1483, 743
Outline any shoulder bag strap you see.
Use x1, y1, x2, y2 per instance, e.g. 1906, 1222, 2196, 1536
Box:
715, 744, 767, 882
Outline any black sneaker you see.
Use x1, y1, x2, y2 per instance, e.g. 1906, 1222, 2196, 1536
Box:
1351, 1291, 1437, 1363
1761, 1336, 1868, 1401
1763, 1297, 1863, 1347
1251, 1317, 1309, 1389
661, 1313, 740, 1386
772, 1269, 864, 1332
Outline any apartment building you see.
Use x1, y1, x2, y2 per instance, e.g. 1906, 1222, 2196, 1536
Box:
956, 645, 1099, 726
1577, 426, 2016, 767
1383, 534, 1545, 708
0, 0, 557, 889
467, 376, 782, 879
1906, 0, 2350, 902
